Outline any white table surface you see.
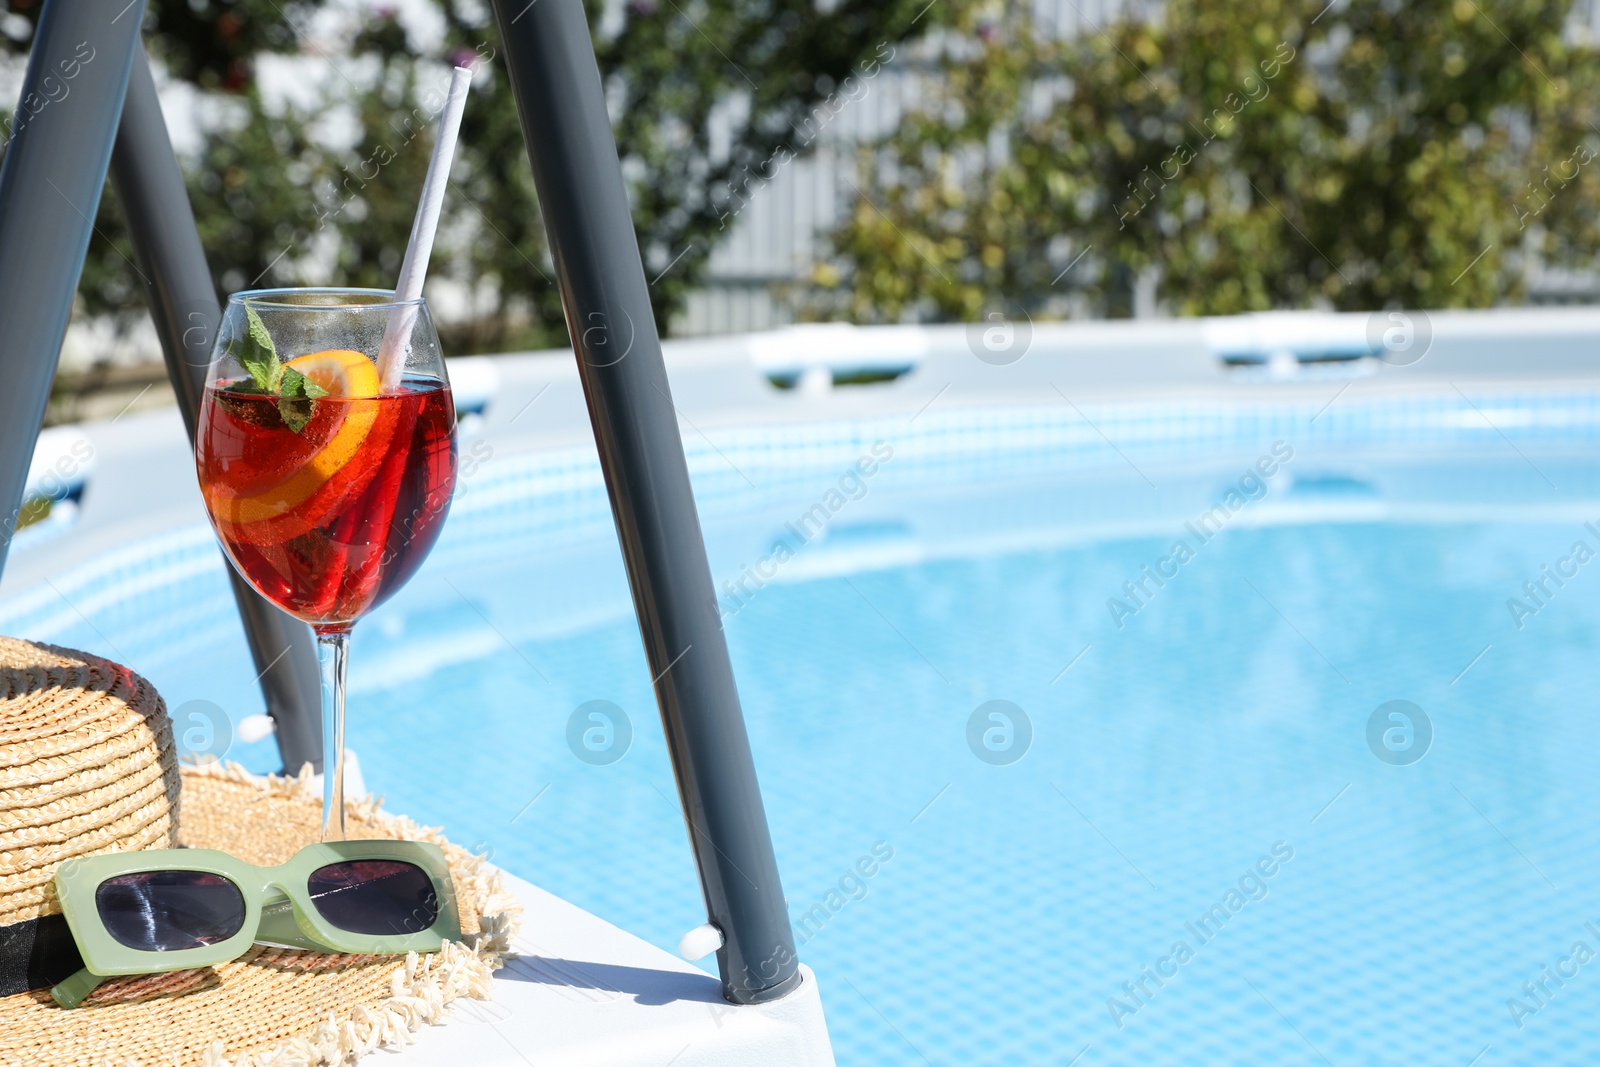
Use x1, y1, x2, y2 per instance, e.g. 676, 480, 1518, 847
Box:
400, 872, 836, 1067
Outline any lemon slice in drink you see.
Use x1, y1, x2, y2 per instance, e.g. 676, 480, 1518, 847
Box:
206, 349, 382, 527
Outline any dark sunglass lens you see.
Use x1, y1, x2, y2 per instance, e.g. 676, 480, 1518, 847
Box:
95, 871, 247, 952
307, 860, 438, 936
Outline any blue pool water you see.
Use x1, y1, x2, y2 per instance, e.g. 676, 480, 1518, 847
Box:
7, 392, 1600, 1064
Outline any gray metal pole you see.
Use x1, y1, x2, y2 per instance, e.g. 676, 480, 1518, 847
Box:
0, 1, 144, 576
109, 43, 324, 774
490, 0, 801, 1004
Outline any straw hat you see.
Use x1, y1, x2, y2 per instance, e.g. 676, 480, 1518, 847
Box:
0, 637, 519, 1067
0, 635, 182, 975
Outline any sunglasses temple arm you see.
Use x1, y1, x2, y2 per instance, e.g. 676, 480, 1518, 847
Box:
51, 967, 106, 1009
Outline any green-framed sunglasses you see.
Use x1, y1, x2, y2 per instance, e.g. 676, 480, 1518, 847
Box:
50, 840, 461, 1008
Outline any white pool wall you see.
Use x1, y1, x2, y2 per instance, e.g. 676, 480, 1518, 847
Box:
7, 305, 1600, 602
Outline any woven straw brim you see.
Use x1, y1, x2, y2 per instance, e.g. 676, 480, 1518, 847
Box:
0, 636, 180, 927
0, 761, 521, 1067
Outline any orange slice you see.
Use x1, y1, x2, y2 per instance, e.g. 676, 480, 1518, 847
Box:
205, 350, 382, 527
290, 348, 381, 398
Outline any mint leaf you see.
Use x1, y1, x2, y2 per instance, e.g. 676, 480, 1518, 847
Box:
279, 366, 328, 401
276, 365, 329, 433
282, 366, 328, 398
237, 303, 282, 392
226, 307, 329, 433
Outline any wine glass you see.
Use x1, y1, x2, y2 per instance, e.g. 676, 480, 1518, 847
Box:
196, 288, 458, 840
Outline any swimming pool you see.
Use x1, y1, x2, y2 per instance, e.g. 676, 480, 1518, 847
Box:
7, 388, 1600, 1065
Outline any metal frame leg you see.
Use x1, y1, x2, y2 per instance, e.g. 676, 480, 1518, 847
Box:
0, 1, 146, 576
490, 0, 801, 1003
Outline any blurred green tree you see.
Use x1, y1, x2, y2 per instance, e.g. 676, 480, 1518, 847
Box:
0, 0, 946, 354
813, 0, 1600, 320
0, 0, 335, 355
356, 0, 947, 346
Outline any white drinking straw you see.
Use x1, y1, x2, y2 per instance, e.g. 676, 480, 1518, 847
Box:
377, 65, 473, 391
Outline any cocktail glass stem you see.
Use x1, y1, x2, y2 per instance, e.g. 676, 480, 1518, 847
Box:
316, 626, 352, 842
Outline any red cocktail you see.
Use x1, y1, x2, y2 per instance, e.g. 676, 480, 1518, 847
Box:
196, 289, 458, 841
198, 374, 456, 626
